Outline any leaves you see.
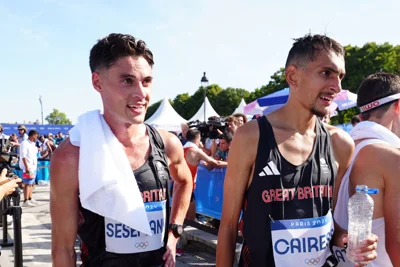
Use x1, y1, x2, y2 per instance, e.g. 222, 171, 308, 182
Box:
45, 109, 72, 125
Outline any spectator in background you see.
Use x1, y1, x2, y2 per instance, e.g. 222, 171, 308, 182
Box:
351, 115, 360, 126
19, 130, 40, 207
0, 125, 10, 153
0, 125, 9, 140
232, 113, 248, 127
55, 132, 65, 145
214, 132, 232, 167
179, 122, 189, 146
8, 134, 19, 154
17, 125, 28, 144
225, 116, 239, 135
38, 135, 54, 159
183, 128, 222, 220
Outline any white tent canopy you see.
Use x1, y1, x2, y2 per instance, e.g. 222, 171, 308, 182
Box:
232, 98, 247, 114
145, 97, 187, 132
189, 97, 220, 122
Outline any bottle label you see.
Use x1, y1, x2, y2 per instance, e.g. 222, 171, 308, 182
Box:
270, 210, 334, 266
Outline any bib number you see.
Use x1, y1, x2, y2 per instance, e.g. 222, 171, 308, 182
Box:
105, 200, 166, 254
271, 211, 334, 266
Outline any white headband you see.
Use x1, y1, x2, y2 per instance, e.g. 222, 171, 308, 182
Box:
359, 93, 400, 113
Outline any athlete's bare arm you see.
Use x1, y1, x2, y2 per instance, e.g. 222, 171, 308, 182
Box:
50, 139, 79, 267
383, 148, 400, 265
329, 126, 378, 265
216, 121, 258, 267
160, 131, 193, 266
326, 126, 353, 245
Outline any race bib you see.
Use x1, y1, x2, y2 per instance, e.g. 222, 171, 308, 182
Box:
332, 246, 354, 267
105, 200, 166, 254
271, 211, 334, 267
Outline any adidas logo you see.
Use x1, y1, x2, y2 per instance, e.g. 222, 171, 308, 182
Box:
259, 161, 280, 176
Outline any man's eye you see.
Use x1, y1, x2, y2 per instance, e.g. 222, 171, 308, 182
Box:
123, 78, 133, 84
322, 71, 330, 77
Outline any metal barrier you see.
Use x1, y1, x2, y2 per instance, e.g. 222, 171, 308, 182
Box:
1, 193, 23, 267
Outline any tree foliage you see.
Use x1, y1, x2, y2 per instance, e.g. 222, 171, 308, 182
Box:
45, 109, 72, 125
145, 42, 400, 124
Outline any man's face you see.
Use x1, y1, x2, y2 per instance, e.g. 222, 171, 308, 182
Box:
290, 50, 345, 117
32, 134, 39, 142
227, 120, 237, 133
219, 139, 230, 152
93, 56, 153, 125
236, 117, 244, 127
182, 125, 189, 138
18, 129, 24, 136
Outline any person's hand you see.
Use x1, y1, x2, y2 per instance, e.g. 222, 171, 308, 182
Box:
0, 169, 21, 197
342, 234, 378, 266
162, 235, 178, 267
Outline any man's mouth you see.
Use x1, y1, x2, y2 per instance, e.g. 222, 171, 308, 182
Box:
319, 94, 334, 104
127, 104, 145, 112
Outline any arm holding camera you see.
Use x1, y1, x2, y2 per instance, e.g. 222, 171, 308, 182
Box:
0, 168, 22, 200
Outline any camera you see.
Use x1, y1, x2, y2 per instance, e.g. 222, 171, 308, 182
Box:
188, 117, 226, 141
0, 152, 22, 198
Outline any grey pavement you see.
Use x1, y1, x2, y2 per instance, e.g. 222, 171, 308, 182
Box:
0, 185, 216, 267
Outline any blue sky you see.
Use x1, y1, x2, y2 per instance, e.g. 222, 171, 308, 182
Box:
1, 0, 400, 124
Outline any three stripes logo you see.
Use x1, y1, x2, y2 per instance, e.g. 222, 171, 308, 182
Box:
259, 161, 280, 176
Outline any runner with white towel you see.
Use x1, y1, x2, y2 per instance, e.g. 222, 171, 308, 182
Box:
334, 72, 400, 266
50, 33, 193, 267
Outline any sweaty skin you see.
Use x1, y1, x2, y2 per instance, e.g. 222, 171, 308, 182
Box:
216, 49, 378, 267
50, 55, 192, 267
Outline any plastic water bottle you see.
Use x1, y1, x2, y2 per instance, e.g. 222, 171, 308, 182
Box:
346, 185, 378, 263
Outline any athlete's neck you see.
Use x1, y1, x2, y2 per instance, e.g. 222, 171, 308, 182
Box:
274, 101, 317, 134
366, 116, 400, 137
103, 113, 147, 147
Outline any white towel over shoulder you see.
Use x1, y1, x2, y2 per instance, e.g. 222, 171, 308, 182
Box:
69, 110, 152, 236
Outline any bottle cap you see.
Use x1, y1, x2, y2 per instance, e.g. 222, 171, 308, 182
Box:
366, 188, 379, 195
355, 185, 379, 194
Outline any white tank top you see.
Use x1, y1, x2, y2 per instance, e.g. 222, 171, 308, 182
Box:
334, 139, 393, 267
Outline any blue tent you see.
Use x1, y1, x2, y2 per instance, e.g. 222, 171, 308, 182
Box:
257, 88, 289, 107
1, 124, 73, 136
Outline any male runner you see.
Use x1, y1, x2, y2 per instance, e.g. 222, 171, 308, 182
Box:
216, 34, 378, 267
50, 33, 193, 267
183, 128, 222, 220
333, 72, 400, 266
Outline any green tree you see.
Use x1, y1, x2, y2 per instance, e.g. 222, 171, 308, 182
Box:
45, 109, 72, 125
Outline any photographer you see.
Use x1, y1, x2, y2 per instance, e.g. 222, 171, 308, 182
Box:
0, 168, 21, 201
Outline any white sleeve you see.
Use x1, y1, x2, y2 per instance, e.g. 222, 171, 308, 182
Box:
20, 141, 28, 158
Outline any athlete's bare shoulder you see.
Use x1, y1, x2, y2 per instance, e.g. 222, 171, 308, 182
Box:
325, 124, 354, 152
235, 119, 260, 145
356, 142, 400, 172
325, 124, 354, 169
51, 138, 80, 170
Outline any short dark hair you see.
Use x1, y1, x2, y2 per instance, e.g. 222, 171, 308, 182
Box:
351, 115, 360, 125
89, 33, 154, 73
221, 132, 233, 143
285, 34, 344, 69
186, 129, 200, 142
357, 72, 400, 120
28, 130, 39, 137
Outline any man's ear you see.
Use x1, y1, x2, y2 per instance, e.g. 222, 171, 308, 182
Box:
92, 72, 103, 93
285, 64, 299, 89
